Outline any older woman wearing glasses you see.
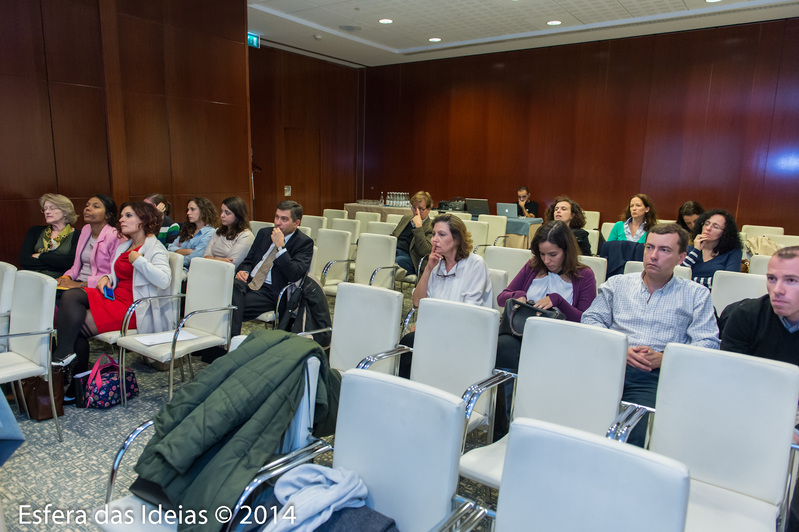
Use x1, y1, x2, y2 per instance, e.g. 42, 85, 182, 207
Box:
19, 193, 79, 278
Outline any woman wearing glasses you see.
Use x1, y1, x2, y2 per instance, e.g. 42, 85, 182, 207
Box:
19, 193, 79, 278
680, 208, 742, 288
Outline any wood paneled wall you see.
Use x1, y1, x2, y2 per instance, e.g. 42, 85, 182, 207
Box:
363, 19, 799, 234
248, 47, 361, 219
0, 0, 250, 265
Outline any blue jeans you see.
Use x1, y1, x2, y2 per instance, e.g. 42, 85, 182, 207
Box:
621, 366, 660, 447
395, 249, 416, 274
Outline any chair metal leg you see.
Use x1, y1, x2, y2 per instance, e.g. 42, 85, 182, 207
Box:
178, 357, 185, 382
167, 357, 174, 400
14, 380, 30, 419
47, 366, 63, 442
187, 355, 195, 380
120, 348, 128, 407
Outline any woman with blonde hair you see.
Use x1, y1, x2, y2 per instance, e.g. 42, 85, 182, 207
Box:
19, 193, 79, 278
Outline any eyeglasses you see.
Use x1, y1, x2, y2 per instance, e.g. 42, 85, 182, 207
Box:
703, 220, 725, 232
41, 206, 60, 213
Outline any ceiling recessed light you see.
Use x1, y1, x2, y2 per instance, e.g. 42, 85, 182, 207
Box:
547, 20, 562, 26
429, 37, 442, 42
379, 18, 393, 24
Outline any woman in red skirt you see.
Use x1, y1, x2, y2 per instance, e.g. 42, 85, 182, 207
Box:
54, 202, 172, 400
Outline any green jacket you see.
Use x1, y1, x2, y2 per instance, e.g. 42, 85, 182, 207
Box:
134, 329, 340, 532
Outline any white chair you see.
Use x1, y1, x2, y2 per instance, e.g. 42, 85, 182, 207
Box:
0, 271, 60, 440
710, 271, 767, 315
446, 417, 690, 532
644, 344, 799, 532
331, 217, 361, 244
769, 234, 799, 248
749, 254, 770, 275
624, 260, 691, 280
322, 233, 397, 296
328, 283, 403, 374
601, 221, 615, 241
579, 255, 607, 287
296, 225, 311, 237
322, 208, 347, 227
316, 228, 352, 290
583, 210, 600, 231
488, 269, 508, 311
0, 262, 16, 352
354, 211, 380, 228
659, 219, 676, 225
478, 214, 508, 247
363, 221, 396, 235
464, 220, 489, 255
385, 213, 405, 226
249, 220, 273, 236
447, 211, 472, 222
484, 246, 531, 279
587, 228, 599, 255
116, 258, 236, 401
459, 318, 627, 489
93, 252, 184, 353
742, 224, 784, 237
301, 215, 326, 241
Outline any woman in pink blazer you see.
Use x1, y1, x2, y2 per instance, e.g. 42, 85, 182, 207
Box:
58, 195, 123, 289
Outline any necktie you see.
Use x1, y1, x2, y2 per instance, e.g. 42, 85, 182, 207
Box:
248, 246, 278, 291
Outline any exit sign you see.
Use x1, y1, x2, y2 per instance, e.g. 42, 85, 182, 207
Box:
247, 33, 260, 48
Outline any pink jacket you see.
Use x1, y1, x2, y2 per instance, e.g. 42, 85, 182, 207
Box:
63, 224, 123, 288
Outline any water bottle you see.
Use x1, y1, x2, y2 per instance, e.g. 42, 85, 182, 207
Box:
379, 192, 384, 206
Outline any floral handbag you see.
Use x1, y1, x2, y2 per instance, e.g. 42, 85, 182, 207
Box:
82, 354, 139, 408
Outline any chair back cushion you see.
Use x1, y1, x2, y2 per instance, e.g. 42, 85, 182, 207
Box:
184, 258, 234, 337
710, 271, 767, 315
651, 344, 799, 504
484, 247, 531, 279
9, 271, 56, 366
334, 370, 465, 532
516, 318, 627, 434
353, 233, 396, 289
0, 262, 16, 314
316, 228, 352, 281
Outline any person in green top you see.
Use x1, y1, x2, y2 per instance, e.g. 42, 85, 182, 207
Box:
607, 193, 658, 243
19, 193, 79, 278
144, 193, 180, 245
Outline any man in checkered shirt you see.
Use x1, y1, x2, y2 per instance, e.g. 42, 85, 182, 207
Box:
582, 223, 719, 446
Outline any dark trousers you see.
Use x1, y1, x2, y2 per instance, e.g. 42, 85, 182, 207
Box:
494, 334, 522, 440
54, 288, 94, 396
397, 332, 415, 378
395, 249, 416, 274
231, 279, 278, 336
621, 365, 660, 447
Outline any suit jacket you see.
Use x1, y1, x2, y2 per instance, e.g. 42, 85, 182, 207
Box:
391, 215, 433, 272
63, 224, 123, 288
237, 227, 314, 297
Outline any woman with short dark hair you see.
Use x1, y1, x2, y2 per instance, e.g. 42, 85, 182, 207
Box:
545, 195, 591, 255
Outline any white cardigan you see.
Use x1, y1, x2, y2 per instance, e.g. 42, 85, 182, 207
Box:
108, 235, 172, 334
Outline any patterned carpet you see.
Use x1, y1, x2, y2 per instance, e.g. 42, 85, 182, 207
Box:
0, 287, 496, 531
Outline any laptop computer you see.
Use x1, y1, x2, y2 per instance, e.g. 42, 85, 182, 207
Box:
465, 198, 490, 216
497, 202, 518, 218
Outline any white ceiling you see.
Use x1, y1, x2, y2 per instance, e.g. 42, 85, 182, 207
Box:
247, 0, 799, 67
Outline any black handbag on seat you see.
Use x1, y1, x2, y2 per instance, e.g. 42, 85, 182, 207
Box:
498, 298, 565, 337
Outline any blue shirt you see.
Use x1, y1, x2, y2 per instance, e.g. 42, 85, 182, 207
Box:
168, 225, 215, 271
581, 272, 720, 352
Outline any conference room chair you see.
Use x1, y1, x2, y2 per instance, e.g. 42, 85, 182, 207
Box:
587, 228, 599, 255
249, 220, 273, 236
360, 298, 500, 436
438, 417, 690, 532
229, 369, 467, 532
354, 210, 381, 227
322, 208, 347, 227
446, 211, 472, 222
321, 233, 397, 296
385, 213, 404, 226
300, 214, 326, 241
769, 234, 799, 248
749, 254, 770, 275
477, 214, 508, 247
363, 220, 396, 235
464, 220, 490, 255
459, 318, 627, 490
316, 228, 353, 291
659, 219, 676, 225
583, 210, 600, 231
617, 344, 799, 532
0, 271, 61, 441
742, 224, 784, 237
331, 217, 361, 244
0, 262, 16, 352
116, 258, 236, 402
489, 269, 508, 311
578, 255, 608, 288
296, 225, 311, 237
623, 260, 692, 279
601, 222, 615, 241
710, 271, 767, 316
483, 246, 531, 280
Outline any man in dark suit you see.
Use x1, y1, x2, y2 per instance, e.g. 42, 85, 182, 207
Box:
231, 200, 314, 336
391, 191, 434, 277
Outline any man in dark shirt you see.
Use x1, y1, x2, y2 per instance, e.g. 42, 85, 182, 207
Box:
391, 191, 434, 276
517, 186, 538, 218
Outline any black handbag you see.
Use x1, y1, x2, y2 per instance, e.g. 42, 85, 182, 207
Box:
499, 298, 565, 337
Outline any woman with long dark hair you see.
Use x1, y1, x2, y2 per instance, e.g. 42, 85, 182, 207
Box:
681, 208, 742, 288
607, 194, 658, 243
168, 197, 218, 272
203, 196, 254, 268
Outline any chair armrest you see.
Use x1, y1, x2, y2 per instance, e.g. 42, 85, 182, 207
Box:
494, 235, 508, 246
356, 346, 412, 370
370, 265, 398, 285
225, 439, 333, 532
402, 307, 416, 336
121, 294, 186, 336
431, 499, 488, 532
298, 327, 333, 338
321, 259, 354, 286
461, 370, 516, 423
173, 305, 237, 351
609, 401, 655, 443
0, 329, 55, 341
105, 419, 154, 503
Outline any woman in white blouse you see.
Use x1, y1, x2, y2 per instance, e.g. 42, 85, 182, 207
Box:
203, 196, 254, 268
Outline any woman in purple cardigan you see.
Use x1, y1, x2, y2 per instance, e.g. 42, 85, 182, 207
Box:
58, 195, 122, 289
